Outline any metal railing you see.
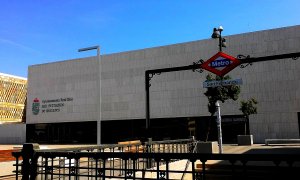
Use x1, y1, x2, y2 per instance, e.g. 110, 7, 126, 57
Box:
12, 139, 300, 179
12, 138, 195, 179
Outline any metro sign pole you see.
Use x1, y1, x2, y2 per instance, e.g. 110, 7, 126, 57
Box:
199, 50, 241, 153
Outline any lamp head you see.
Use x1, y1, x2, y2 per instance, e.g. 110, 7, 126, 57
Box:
211, 28, 220, 39
218, 26, 223, 31
78, 45, 99, 52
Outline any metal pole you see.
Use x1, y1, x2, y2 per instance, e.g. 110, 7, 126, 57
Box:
215, 101, 223, 154
78, 45, 101, 145
219, 31, 222, 52
97, 46, 101, 145
145, 72, 152, 169
145, 71, 150, 136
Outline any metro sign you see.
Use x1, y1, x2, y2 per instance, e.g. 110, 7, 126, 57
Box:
201, 52, 241, 77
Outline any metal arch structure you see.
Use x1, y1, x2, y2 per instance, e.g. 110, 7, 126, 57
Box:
144, 52, 300, 138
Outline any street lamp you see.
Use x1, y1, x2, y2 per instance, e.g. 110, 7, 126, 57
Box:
215, 101, 223, 154
211, 26, 227, 52
78, 45, 101, 145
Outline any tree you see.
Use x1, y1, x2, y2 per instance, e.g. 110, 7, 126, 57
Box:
239, 98, 258, 135
203, 74, 241, 141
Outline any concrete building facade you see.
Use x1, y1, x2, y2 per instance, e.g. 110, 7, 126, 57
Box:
26, 25, 300, 144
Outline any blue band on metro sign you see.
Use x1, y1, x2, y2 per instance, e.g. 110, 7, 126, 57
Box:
210, 58, 231, 68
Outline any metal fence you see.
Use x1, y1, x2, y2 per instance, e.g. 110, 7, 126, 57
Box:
12, 139, 300, 180
12, 138, 195, 179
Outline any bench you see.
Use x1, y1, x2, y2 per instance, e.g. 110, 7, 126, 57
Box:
117, 140, 144, 153
0, 149, 22, 162
265, 139, 300, 145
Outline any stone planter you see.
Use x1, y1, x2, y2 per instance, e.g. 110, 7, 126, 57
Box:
195, 141, 219, 153
237, 135, 253, 145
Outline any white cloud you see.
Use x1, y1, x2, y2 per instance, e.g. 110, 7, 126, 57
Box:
0, 38, 41, 54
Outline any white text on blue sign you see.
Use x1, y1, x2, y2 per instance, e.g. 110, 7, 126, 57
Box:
210, 58, 231, 68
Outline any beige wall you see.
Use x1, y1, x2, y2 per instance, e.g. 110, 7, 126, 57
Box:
27, 25, 300, 143
27, 57, 99, 124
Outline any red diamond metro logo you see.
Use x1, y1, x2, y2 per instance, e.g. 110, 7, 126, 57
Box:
201, 52, 241, 77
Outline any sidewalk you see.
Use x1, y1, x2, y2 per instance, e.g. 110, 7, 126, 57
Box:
138, 144, 300, 179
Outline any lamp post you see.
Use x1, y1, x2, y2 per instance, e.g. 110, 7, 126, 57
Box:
78, 45, 101, 145
211, 27, 225, 153
215, 101, 223, 154
211, 26, 227, 52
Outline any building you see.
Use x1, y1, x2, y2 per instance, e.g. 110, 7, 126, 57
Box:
0, 73, 27, 143
26, 25, 300, 144
0, 73, 27, 123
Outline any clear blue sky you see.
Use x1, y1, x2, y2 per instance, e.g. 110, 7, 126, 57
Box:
0, 0, 299, 77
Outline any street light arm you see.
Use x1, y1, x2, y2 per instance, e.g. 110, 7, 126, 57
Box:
78, 46, 99, 52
